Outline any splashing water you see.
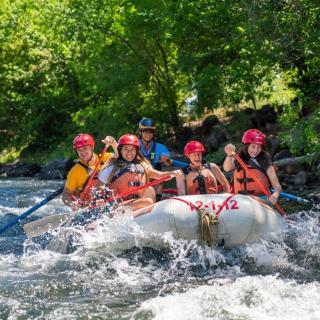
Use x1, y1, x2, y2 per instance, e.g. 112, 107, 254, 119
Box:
0, 179, 319, 319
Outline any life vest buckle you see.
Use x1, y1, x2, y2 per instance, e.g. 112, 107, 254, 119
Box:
128, 181, 143, 187
237, 177, 254, 183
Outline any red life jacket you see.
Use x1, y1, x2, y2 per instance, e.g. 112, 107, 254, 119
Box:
108, 162, 147, 200
233, 160, 270, 196
183, 163, 218, 195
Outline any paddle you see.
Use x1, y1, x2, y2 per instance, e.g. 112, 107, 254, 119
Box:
20, 146, 108, 238
103, 174, 172, 203
170, 159, 188, 168
270, 189, 310, 204
0, 186, 64, 236
232, 152, 286, 216
80, 145, 109, 201
23, 174, 173, 238
22, 208, 88, 238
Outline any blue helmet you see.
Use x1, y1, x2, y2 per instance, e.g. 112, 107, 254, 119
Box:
139, 118, 156, 131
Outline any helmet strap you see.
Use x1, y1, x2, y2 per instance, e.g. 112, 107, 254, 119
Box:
142, 137, 152, 143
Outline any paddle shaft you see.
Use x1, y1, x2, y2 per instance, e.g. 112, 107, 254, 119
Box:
103, 175, 172, 203
23, 175, 173, 238
271, 189, 310, 204
172, 157, 308, 204
80, 146, 108, 200
232, 152, 286, 216
171, 159, 188, 168
0, 186, 64, 235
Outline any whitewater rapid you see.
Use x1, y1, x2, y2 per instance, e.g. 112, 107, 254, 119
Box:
0, 179, 319, 320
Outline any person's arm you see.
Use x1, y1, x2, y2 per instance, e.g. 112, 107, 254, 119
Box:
62, 187, 83, 210
62, 187, 74, 206
176, 174, 186, 195
62, 167, 84, 209
97, 166, 114, 185
266, 165, 282, 205
157, 143, 171, 166
101, 136, 119, 158
210, 163, 231, 193
147, 166, 182, 180
223, 144, 236, 172
147, 166, 186, 195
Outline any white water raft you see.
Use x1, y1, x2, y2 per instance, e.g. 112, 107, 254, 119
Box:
134, 193, 284, 248
43, 193, 285, 253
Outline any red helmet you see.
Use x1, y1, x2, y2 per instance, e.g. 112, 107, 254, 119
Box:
118, 134, 140, 149
242, 129, 266, 145
184, 140, 205, 157
73, 133, 95, 149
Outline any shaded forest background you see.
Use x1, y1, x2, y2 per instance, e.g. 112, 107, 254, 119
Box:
0, 0, 319, 164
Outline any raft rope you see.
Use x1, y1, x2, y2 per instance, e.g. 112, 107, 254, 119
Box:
198, 207, 219, 246
168, 194, 235, 246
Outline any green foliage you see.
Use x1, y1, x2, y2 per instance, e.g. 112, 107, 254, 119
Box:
279, 108, 320, 155
205, 145, 229, 166
0, 148, 21, 163
0, 0, 319, 162
223, 108, 253, 139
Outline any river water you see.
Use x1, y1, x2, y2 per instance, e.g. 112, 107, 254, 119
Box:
0, 178, 320, 320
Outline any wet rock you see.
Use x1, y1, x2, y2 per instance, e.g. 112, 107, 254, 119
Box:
284, 163, 305, 174
316, 163, 320, 181
6, 163, 41, 177
266, 136, 281, 157
0, 159, 19, 175
206, 127, 227, 152
200, 115, 220, 135
179, 126, 193, 149
293, 171, 308, 185
36, 158, 74, 180
273, 149, 292, 162
250, 104, 278, 128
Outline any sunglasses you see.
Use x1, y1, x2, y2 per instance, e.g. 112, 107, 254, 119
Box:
141, 129, 155, 134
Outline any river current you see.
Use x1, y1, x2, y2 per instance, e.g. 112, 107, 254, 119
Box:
0, 179, 320, 320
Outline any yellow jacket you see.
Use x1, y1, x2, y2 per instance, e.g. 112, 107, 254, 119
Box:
65, 152, 113, 192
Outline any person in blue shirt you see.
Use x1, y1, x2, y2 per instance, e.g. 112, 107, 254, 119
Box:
138, 118, 172, 200
138, 118, 171, 171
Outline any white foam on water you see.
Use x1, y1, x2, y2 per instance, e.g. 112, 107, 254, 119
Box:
0, 254, 19, 274
1, 179, 320, 319
137, 275, 320, 320
21, 248, 63, 272
70, 206, 181, 253
0, 296, 28, 319
0, 193, 67, 217
290, 211, 320, 255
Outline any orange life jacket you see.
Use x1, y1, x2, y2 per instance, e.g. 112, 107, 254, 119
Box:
233, 160, 270, 196
108, 162, 147, 200
183, 164, 218, 195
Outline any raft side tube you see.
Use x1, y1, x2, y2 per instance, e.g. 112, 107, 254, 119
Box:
134, 194, 284, 248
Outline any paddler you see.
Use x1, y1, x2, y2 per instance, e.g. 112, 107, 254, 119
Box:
181, 140, 230, 195
138, 118, 172, 201
223, 129, 282, 204
138, 118, 171, 170
97, 134, 183, 213
62, 133, 118, 210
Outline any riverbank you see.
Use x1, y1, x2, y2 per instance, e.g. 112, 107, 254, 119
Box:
1, 106, 319, 202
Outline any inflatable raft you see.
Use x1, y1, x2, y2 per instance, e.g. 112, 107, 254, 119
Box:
44, 193, 284, 252
134, 193, 284, 248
